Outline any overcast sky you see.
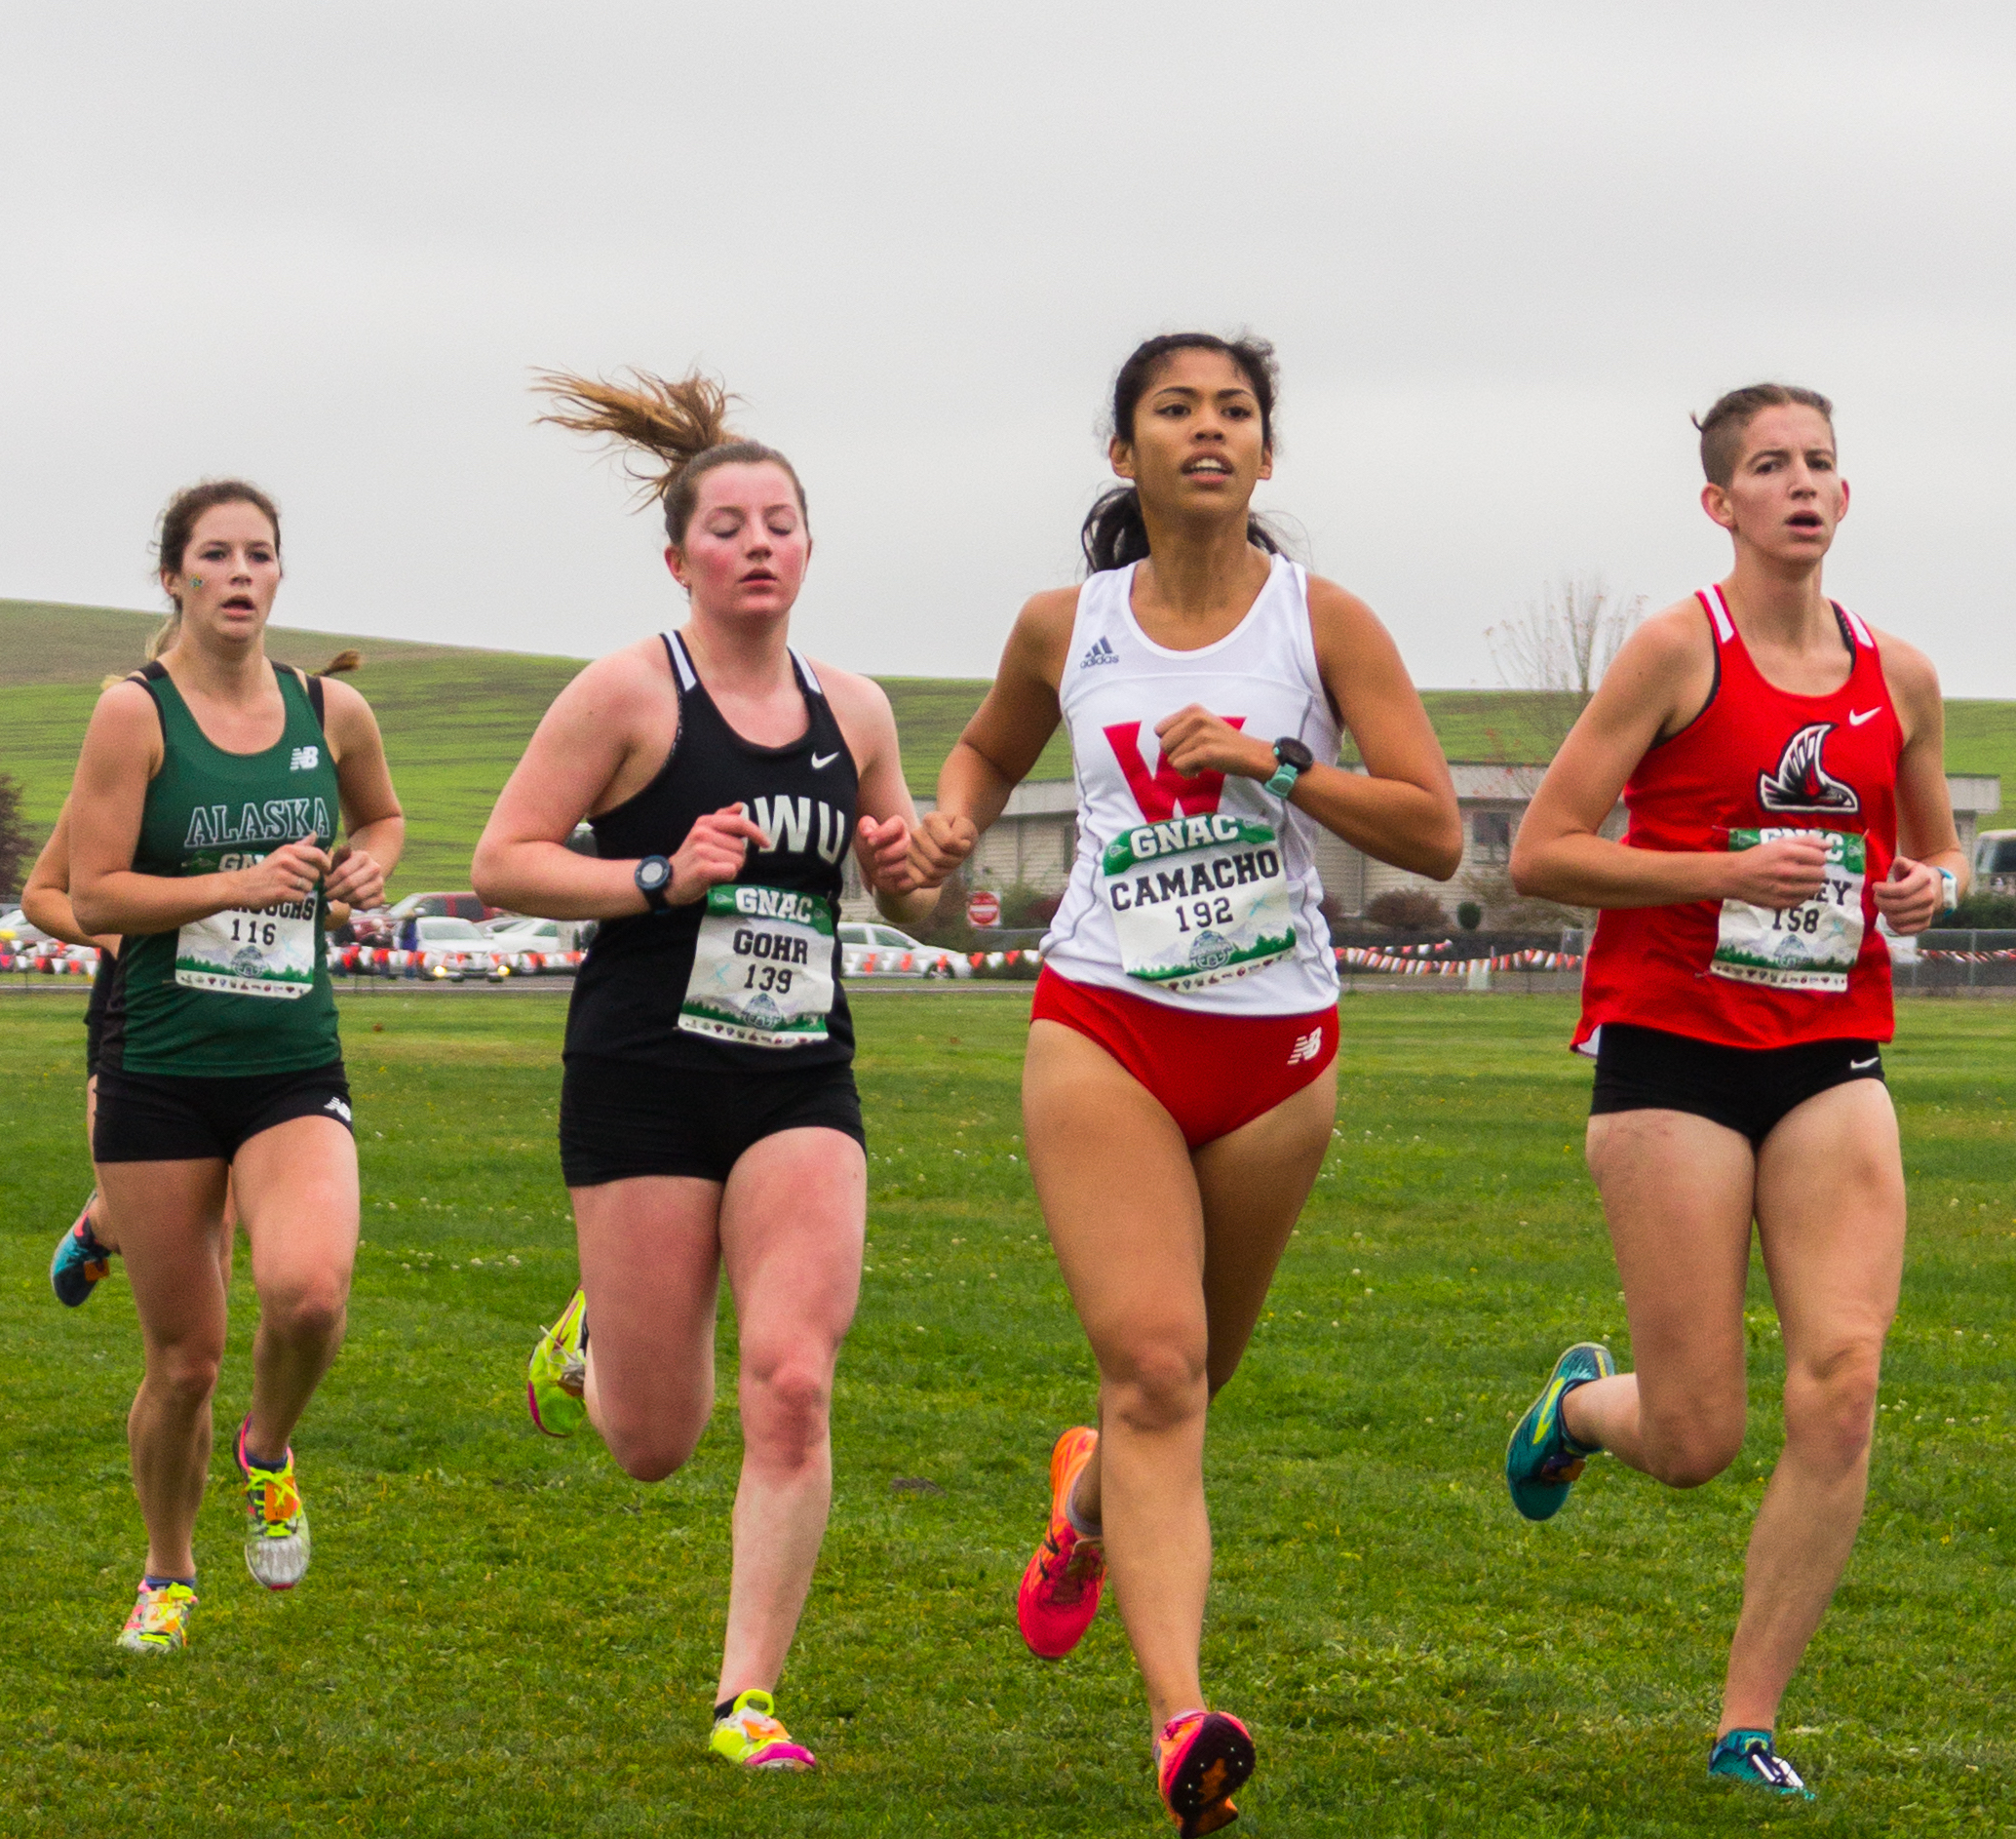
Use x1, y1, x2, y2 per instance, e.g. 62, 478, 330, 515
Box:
5, 3, 2013, 692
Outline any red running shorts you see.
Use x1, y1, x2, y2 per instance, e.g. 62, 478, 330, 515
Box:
1030, 965, 1338, 1149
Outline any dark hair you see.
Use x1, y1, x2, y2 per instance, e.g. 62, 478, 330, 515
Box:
1694, 383, 1835, 487
531, 368, 807, 545
150, 478, 283, 657
1081, 333, 1282, 573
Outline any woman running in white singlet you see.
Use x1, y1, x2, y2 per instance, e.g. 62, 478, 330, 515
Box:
907, 333, 1460, 1835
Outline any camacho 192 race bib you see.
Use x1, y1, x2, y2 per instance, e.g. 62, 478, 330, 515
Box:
175, 900, 318, 998
1103, 813, 1296, 994
678, 883, 836, 1047
1710, 828, 1866, 993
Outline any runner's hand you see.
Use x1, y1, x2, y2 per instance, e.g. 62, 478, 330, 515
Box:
325, 845, 386, 910
858, 814, 915, 892
669, 803, 768, 906
1719, 832, 1829, 908
1153, 705, 1275, 779
233, 839, 332, 911
1874, 854, 1942, 935
903, 811, 977, 890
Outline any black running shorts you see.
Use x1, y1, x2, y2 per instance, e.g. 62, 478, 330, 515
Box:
559, 1054, 866, 1187
94, 1063, 354, 1163
1589, 1023, 1883, 1149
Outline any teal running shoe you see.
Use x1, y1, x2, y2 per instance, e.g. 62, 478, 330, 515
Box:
1506, 1341, 1613, 1521
51, 1194, 113, 1307
1709, 1729, 1814, 1799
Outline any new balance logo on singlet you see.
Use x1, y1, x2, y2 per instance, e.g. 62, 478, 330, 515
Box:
289, 746, 320, 771
1079, 636, 1119, 669
747, 795, 849, 865
1758, 723, 1860, 815
1286, 1029, 1324, 1067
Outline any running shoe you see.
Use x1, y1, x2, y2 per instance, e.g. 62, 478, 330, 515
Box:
709, 1689, 817, 1771
1155, 1708, 1255, 1837
1017, 1426, 1106, 1660
51, 1194, 113, 1307
1506, 1341, 1614, 1522
236, 1419, 311, 1590
527, 1287, 588, 1438
118, 1579, 198, 1655
1708, 1729, 1815, 1799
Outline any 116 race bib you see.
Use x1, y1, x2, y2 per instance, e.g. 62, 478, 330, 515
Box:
678, 883, 836, 1047
175, 901, 318, 998
1103, 813, 1296, 994
1710, 828, 1866, 993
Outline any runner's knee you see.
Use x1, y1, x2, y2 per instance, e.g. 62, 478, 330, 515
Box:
261, 1279, 348, 1349
1641, 1404, 1744, 1488
146, 1341, 222, 1409
1100, 1337, 1209, 1434
740, 1353, 833, 1469
1783, 1341, 1882, 1470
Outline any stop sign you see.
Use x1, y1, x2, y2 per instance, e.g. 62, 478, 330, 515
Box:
966, 889, 1001, 927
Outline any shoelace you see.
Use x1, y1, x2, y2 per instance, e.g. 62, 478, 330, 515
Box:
250, 1469, 301, 1526
1039, 1529, 1100, 1606
1744, 1748, 1804, 1791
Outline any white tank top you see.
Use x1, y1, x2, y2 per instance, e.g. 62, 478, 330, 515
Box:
1041, 555, 1342, 1014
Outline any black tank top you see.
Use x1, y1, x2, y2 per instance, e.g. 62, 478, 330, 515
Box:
563, 633, 860, 1072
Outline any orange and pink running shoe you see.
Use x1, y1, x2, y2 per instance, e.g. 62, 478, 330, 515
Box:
1155, 1708, 1256, 1837
1016, 1426, 1105, 1661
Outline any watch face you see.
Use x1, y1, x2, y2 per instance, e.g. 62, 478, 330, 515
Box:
639, 857, 669, 890
1275, 737, 1315, 772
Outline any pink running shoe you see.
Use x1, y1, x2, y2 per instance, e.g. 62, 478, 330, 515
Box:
709, 1689, 817, 1771
1016, 1427, 1105, 1660
1156, 1708, 1256, 1837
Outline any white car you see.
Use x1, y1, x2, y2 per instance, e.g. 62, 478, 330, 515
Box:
408, 915, 490, 980
836, 921, 971, 979
483, 916, 590, 977
0, 908, 52, 949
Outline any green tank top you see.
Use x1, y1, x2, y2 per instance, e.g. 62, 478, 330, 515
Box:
110, 663, 343, 1076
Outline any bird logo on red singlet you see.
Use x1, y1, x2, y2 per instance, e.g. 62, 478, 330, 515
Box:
1757, 723, 1860, 815
1104, 719, 1247, 823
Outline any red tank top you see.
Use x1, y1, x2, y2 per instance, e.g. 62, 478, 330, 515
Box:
1575, 584, 1900, 1052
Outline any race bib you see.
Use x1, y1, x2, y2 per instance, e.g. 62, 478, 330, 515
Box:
1103, 813, 1296, 994
1710, 828, 1866, 993
175, 901, 318, 998
678, 884, 836, 1048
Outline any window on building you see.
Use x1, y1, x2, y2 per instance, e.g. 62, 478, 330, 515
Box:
1472, 811, 1512, 864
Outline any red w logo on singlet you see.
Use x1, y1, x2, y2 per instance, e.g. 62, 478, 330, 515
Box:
1104, 718, 1246, 823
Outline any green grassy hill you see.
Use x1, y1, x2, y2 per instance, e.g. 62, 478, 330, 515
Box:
3, 599, 2010, 896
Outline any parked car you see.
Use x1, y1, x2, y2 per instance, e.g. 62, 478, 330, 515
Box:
353, 890, 501, 949
0, 908, 52, 948
836, 921, 971, 979
407, 915, 491, 980
483, 915, 594, 977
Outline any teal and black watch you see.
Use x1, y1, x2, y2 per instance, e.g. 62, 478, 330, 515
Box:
1263, 736, 1315, 797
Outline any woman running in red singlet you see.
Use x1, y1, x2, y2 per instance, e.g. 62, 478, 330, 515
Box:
907, 333, 1460, 1835
1506, 385, 1966, 1799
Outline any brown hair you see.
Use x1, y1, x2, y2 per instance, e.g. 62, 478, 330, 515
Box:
531, 368, 807, 545
149, 478, 283, 659
1082, 332, 1283, 573
1694, 383, 1835, 487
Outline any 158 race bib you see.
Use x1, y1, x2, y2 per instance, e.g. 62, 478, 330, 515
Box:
175, 902, 318, 999
1103, 813, 1296, 994
1710, 828, 1866, 993
678, 883, 836, 1047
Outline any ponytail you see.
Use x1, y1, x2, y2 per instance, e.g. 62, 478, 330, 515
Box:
317, 648, 362, 676
532, 367, 807, 544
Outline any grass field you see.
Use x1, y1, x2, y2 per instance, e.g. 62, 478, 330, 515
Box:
3, 990, 2012, 1836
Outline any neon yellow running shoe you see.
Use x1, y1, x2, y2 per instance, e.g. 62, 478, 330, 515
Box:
709, 1689, 817, 1771
527, 1287, 588, 1437
118, 1579, 198, 1655
236, 1419, 311, 1590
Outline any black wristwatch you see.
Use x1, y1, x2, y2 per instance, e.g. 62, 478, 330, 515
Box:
1264, 736, 1316, 797
635, 854, 673, 913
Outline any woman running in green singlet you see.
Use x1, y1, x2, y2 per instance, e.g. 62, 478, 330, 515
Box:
68, 482, 405, 1654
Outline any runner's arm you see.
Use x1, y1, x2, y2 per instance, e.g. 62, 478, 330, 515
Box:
1875, 633, 1965, 933
70, 682, 330, 934
820, 668, 941, 925
20, 802, 119, 951
909, 589, 1073, 888
1511, 610, 1829, 910
320, 678, 405, 910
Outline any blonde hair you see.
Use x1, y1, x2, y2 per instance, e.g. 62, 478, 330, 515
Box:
531, 368, 806, 543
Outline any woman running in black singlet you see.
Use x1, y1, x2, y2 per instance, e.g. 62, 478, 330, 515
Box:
474, 368, 942, 1772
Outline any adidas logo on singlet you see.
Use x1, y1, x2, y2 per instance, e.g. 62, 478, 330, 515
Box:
1079, 635, 1119, 669
1758, 723, 1859, 815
